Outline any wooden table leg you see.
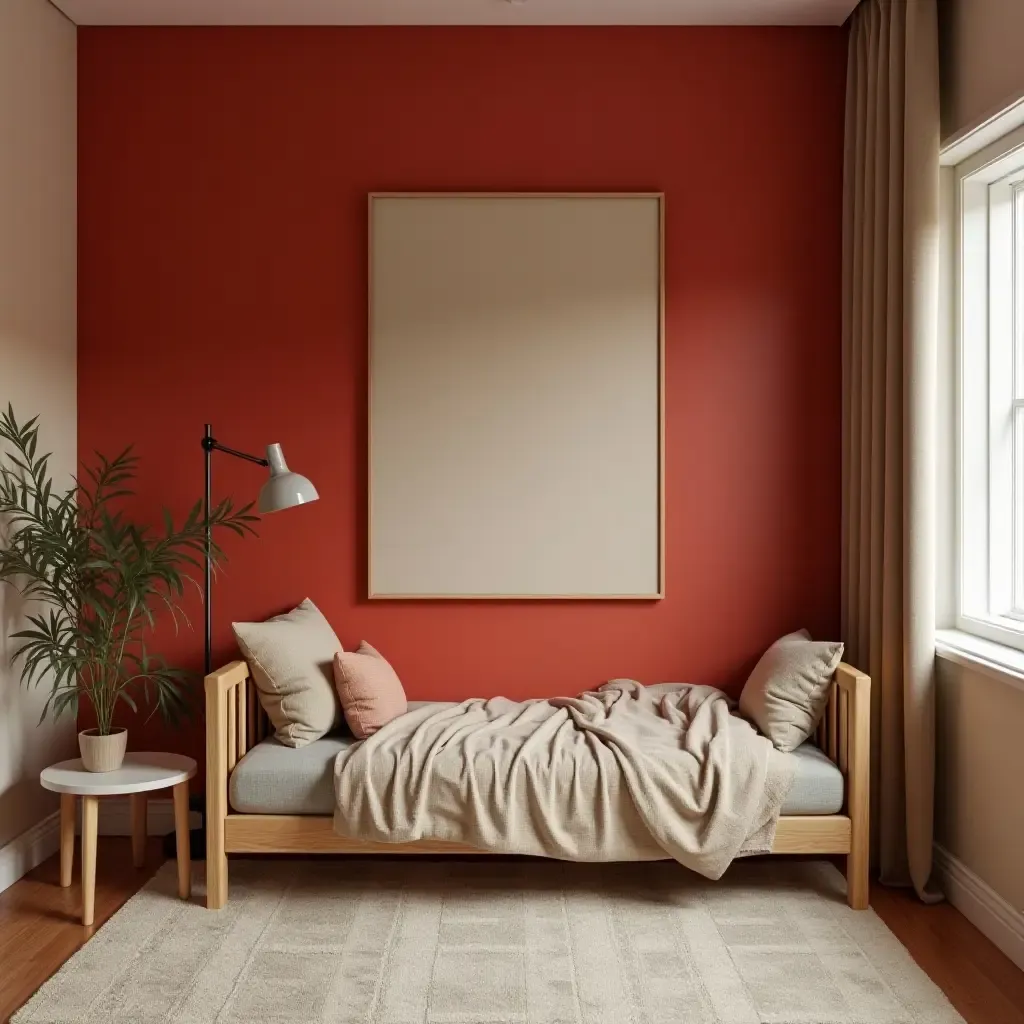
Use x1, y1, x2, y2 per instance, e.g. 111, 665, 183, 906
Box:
81, 795, 98, 927
172, 782, 191, 900
59, 794, 75, 887
130, 793, 147, 868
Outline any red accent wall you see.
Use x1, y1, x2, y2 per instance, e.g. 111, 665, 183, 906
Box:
78, 27, 846, 757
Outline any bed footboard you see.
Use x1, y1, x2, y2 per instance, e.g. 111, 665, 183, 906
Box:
205, 660, 264, 909
815, 662, 871, 909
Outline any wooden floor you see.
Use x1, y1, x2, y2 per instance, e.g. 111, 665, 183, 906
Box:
1, 842, 1022, 1024
871, 883, 1024, 1024
0, 836, 166, 1024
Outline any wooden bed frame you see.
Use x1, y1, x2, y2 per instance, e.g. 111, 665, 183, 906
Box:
205, 661, 871, 911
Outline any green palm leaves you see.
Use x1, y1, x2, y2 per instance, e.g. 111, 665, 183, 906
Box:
0, 407, 257, 734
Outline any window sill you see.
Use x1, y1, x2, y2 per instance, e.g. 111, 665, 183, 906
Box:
935, 629, 1024, 695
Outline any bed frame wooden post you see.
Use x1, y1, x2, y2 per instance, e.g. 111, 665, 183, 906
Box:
205, 660, 251, 910
835, 662, 871, 910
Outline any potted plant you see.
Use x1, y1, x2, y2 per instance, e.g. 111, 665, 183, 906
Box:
0, 407, 257, 771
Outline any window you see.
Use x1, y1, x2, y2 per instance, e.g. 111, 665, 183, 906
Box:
956, 124, 1024, 650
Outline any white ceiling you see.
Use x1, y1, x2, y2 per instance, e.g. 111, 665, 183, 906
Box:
52, 0, 859, 27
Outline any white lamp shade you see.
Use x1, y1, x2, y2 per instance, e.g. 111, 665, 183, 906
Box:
258, 443, 319, 514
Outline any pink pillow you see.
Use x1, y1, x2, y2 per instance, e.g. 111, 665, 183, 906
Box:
333, 642, 408, 738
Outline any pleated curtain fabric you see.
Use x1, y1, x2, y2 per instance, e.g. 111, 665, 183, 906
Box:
841, 0, 940, 900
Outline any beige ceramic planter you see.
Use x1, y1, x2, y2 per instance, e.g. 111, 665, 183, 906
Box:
78, 727, 128, 772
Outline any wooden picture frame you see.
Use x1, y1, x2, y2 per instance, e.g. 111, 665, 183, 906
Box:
367, 193, 665, 600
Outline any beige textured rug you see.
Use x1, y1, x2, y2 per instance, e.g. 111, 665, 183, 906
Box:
14, 858, 964, 1024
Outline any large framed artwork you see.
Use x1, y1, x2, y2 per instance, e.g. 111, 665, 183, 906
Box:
368, 193, 664, 599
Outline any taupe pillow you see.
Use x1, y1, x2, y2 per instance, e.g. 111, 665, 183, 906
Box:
232, 598, 342, 747
739, 630, 844, 752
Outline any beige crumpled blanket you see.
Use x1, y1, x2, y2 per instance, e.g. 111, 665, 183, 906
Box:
333, 680, 795, 880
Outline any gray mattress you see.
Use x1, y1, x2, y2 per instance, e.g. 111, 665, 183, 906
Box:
229, 706, 845, 817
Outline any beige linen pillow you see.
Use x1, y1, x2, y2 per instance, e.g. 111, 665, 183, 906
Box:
232, 598, 342, 747
739, 630, 844, 752
333, 642, 408, 739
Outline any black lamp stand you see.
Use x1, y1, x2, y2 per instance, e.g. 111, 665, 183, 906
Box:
165, 424, 273, 861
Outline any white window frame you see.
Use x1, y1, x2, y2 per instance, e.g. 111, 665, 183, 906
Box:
955, 122, 1024, 652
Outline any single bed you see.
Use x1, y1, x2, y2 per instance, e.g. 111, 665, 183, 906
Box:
205, 662, 870, 910
229, 714, 846, 818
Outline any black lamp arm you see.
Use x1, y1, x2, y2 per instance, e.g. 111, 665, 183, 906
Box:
201, 434, 269, 468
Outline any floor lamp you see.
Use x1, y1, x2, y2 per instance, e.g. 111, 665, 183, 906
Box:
201, 423, 319, 675
171, 424, 318, 860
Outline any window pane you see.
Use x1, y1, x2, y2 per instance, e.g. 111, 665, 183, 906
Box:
1013, 186, 1024, 617
988, 178, 1015, 619
1016, 405, 1024, 617
1016, 185, 1024, 401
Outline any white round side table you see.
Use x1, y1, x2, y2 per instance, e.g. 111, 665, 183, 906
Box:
40, 752, 197, 927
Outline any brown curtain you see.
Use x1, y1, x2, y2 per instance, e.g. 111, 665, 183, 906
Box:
841, 0, 941, 900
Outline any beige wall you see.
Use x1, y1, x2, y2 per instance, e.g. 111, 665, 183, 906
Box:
935, 0, 1024, 929
0, 0, 77, 855
940, 0, 1024, 139
936, 659, 1024, 912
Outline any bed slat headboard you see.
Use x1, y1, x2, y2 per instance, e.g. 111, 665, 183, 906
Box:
816, 668, 856, 772
814, 664, 870, 830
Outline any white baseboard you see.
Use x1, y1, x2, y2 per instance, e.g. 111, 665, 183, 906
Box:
0, 811, 61, 894
98, 796, 171, 836
0, 796, 202, 894
94, 796, 201, 836
934, 843, 1024, 971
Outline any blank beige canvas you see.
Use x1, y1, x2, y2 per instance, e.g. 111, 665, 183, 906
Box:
369, 194, 662, 598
